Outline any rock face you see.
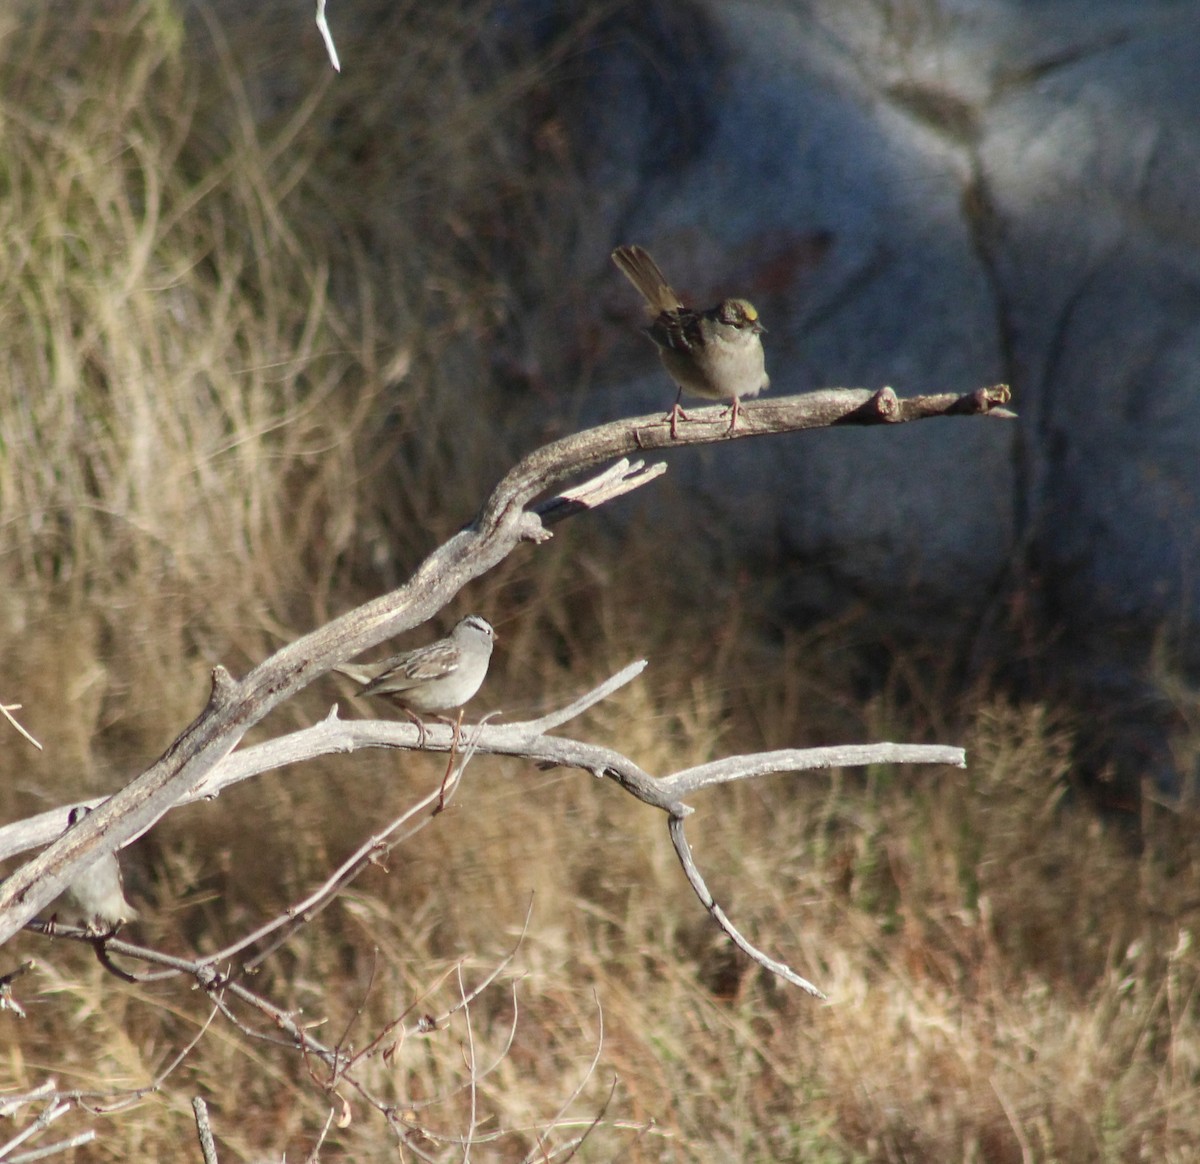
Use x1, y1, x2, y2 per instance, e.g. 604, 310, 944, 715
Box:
194, 0, 1195, 789
591, 0, 1200, 671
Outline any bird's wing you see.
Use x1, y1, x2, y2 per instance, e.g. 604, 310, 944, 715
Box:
357, 642, 460, 697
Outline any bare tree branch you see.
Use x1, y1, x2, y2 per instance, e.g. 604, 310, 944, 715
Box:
0, 387, 1007, 947
669, 813, 827, 998
0, 664, 960, 869
0, 1083, 57, 1122
0, 1099, 88, 1163
14, 660, 963, 997
662, 743, 966, 800
0, 663, 648, 864
3, 1130, 97, 1164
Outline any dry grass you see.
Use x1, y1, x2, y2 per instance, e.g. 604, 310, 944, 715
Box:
1, 2, 1199, 1161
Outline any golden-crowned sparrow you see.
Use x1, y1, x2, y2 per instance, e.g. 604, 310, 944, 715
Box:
612, 244, 769, 435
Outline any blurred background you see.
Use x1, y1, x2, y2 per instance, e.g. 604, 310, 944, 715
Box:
1, 1, 1199, 1159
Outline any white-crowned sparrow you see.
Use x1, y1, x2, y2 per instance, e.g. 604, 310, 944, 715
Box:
612, 244, 769, 435
336, 614, 495, 745
55, 805, 138, 934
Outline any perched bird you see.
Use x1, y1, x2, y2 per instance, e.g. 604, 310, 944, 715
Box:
55, 805, 137, 935
611, 244, 769, 435
337, 614, 496, 746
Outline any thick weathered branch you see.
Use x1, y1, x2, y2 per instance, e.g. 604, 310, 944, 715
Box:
9, 652, 964, 997
0, 663, 649, 864
0, 387, 1009, 945
0, 661, 963, 867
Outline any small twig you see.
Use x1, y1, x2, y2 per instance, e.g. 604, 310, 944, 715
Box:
231, 732, 483, 976
304, 1108, 336, 1164
0, 1083, 56, 1122
157, 1009, 220, 1093
358, 900, 533, 1075
50, 1005, 220, 1120
90, 938, 140, 983
191, 1097, 219, 1164
440, 900, 533, 1028
393, 975, 524, 1128
3, 1131, 97, 1164
436, 709, 473, 813
77, 1026, 212, 1117
459, 963, 479, 1164
533, 991, 608, 1162
668, 813, 827, 999
0, 1102, 72, 1162
0, 703, 42, 751
553, 1075, 619, 1164
991, 1076, 1035, 1164
328, 950, 380, 1085
314, 0, 340, 72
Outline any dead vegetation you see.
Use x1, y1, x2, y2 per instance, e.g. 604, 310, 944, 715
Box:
0, 2, 1198, 1161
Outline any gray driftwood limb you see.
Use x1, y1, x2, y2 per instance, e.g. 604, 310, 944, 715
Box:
0, 387, 1008, 946
12, 661, 963, 996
